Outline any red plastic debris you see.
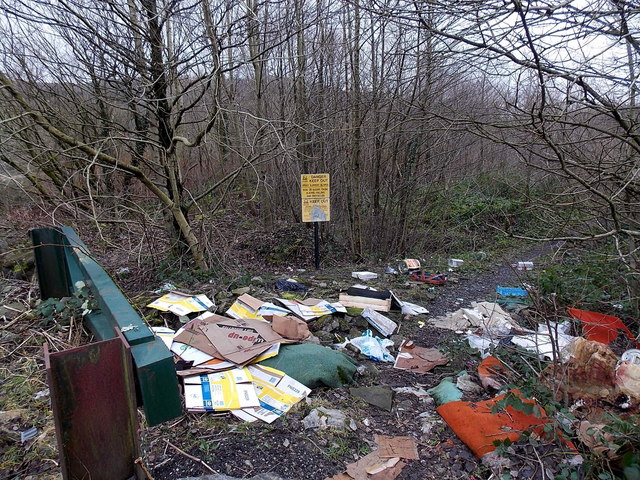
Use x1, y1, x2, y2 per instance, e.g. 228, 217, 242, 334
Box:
567, 308, 638, 347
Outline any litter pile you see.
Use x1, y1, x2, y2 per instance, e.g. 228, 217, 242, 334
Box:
147, 283, 432, 423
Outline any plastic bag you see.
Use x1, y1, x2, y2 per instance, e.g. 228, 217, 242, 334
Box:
349, 330, 395, 362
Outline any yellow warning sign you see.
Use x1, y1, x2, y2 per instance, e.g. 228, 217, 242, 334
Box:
301, 174, 330, 222
301, 174, 330, 199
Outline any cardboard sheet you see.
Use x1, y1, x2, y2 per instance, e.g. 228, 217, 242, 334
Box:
172, 312, 228, 358
362, 308, 397, 337
183, 367, 260, 412
147, 291, 214, 316
232, 365, 311, 423
226, 294, 266, 321
278, 298, 345, 321
374, 435, 419, 460
199, 317, 283, 365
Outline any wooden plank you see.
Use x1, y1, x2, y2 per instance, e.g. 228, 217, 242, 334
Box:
338, 294, 392, 312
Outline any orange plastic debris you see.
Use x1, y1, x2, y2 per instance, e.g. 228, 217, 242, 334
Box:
477, 356, 504, 390
436, 391, 577, 458
567, 308, 638, 347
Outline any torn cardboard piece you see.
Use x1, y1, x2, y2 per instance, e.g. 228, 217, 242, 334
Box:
147, 291, 214, 316
362, 308, 397, 337
431, 301, 520, 336
328, 435, 418, 480
271, 315, 311, 340
393, 340, 449, 374
345, 451, 406, 480
199, 317, 283, 365
374, 435, 419, 460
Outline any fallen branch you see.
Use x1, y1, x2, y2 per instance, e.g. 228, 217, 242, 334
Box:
163, 439, 217, 474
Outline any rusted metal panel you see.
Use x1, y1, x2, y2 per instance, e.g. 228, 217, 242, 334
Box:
45, 331, 142, 480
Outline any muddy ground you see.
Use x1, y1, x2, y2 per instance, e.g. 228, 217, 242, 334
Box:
0, 238, 582, 480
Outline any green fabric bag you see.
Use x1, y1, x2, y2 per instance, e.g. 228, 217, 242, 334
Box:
260, 343, 357, 389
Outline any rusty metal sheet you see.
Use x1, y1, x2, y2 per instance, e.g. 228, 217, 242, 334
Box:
45, 332, 141, 480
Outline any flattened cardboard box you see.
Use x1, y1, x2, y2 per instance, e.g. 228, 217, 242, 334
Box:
199, 317, 283, 365
183, 367, 260, 411
174, 313, 228, 354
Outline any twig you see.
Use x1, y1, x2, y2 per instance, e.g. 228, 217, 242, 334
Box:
0, 311, 28, 330
163, 439, 217, 473
134, 457, 155, 480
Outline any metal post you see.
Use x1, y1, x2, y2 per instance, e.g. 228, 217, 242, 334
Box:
314, 221, 320, 269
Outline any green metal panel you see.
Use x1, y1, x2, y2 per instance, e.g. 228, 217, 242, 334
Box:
130, 338, 183, 426
31, 228, 73, 299
60, 226, 152, 346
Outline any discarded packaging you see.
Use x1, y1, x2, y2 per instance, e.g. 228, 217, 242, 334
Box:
512, 261, 534, 270
615, 360, 640, 400
375, 435, 419, 460
622, 349, 640, 365
393, 340, 449, 374
567, 308, 638, 346
511, 322, 576, 361
147, 291, 214, 316
362, 308, 397, 337
496, 286, 527, 297
339, 286, 393, 312
347, 330, 395, 362
231, 365, 311, 423
274, 279, 308, 292
432, 301, 520, 336
227, 293, 267, 321
448, 259, 464, 267
328, 434, 417, 480
183, 367, 259, 412
271, 314, 311, 340
352, 271, 378, 281
408, 270, 448, 285
199, 317, 283, 365
398, 258, 421, 272
150, 326, 176, 348
278, 297, 346, 321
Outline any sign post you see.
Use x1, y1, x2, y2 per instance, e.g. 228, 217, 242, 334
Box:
301, 174, 330, 269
